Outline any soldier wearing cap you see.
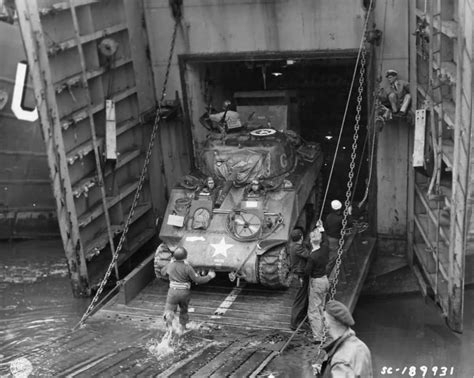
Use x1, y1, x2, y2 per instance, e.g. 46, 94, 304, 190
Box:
379, 69, 411, 117
313, 300, 373, 377
161, 246, 216, 335
324, 200, 353, 275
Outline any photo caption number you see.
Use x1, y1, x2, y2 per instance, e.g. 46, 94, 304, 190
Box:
380, 366, 455, 376
420, 366, 428, 377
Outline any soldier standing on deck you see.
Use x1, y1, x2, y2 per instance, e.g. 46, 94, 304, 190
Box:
313, 300, 373, 377
289, 228, 311, 330
161, 247, 216, 335
305, 227, 330, 342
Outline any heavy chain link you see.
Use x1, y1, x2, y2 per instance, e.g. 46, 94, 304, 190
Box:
330, 46, 366, 300
313, 14, 370, 373
74, 20, 180, 330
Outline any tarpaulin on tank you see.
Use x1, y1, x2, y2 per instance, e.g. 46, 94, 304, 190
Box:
198, 131, 296, 186
203, 148, 268, 185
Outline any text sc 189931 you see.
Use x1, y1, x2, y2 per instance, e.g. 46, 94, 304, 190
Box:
380, 366, 455, 377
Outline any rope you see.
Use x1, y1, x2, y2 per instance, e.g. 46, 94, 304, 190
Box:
312, 2, 373, 374
317, 1, 375, 222
358, 0, 388, 208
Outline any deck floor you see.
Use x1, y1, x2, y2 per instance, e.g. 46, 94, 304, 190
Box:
1, 234, 375, 377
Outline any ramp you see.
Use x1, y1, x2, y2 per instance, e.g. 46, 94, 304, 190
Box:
1, 233, 375, 376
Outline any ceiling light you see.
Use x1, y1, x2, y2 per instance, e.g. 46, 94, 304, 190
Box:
286, 59, 295, 65
271, 72, 282, 77
325, 135, 334, 140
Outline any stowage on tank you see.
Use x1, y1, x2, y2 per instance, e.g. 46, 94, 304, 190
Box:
155, 93, 324, 288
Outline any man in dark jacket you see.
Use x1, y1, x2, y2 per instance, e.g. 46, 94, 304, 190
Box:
305, 227, 330, 342
162, 247, 216, 334
313, 300, 373, 377
289, 229, 310, 330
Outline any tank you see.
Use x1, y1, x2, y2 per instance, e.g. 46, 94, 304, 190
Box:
154, 93, 324, 288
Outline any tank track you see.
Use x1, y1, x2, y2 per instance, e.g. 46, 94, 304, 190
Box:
154, 244, 172, 281
258, 244, 291, 289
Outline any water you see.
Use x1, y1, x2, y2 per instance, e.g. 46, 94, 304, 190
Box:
2, 240, 474, 376
355, 288, 474, 377
146, 319, 204, 360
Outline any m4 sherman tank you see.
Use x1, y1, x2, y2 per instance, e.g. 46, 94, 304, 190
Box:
154, 92, 324, 288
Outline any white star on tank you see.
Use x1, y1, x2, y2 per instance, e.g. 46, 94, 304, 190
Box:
211, 237, 233, 258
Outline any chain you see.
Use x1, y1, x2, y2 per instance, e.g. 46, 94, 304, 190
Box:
74, 19, 180, 330
313, 5, 371, 371
329, 49, 366, 300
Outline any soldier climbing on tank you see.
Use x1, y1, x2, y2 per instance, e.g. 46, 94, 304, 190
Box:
161, 247, 216, 336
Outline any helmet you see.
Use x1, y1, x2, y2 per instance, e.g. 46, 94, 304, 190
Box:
331, 200, 342, 211
173, 247, 187, 260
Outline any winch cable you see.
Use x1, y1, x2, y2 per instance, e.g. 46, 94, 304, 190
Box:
313, 4, 372, 374
262, 3, 373, 374
73, 10, 181, 331
317, 2, 373, 224
358, 0, 388, 209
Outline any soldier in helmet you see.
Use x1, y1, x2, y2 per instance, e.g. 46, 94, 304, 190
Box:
161, 246, 216, 335
246, 179, 265, 198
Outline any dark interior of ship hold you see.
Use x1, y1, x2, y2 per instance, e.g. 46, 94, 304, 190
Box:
181, 55, 370, 212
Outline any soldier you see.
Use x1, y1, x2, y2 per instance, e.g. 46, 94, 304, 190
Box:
304, 227, 330, 342
161, 247, 216, 335
289, 228, 311, 330
324, 200, 353, 275
379, 69, 411, 117
200, 176, 216, 196
313, 300, 373, 377
246, 179, 265, 197
208, 100, 242, 133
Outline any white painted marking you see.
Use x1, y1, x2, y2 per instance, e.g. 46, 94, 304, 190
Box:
244, 201, 258, 208
167, 214, 184, 227
185, 236, 205, 242
210, 286, 243, 319
11, 62, 38, 122
211, 237, 233, 258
